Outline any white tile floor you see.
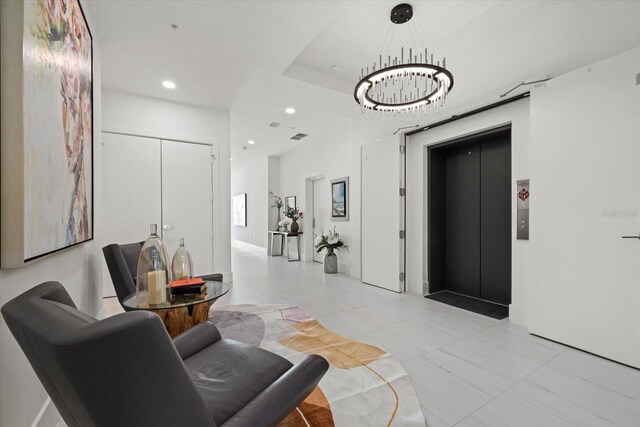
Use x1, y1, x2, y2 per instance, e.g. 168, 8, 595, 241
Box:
104, 242, 640, 426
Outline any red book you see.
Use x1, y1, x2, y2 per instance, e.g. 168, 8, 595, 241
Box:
170, 278, 206, 288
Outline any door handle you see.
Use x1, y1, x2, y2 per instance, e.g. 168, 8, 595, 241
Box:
163, 225, 175, 231
621, 233, 640, 239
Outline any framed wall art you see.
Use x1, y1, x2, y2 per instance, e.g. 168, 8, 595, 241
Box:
284, 196, 296, 210
233, 193, 247, 227
1, 0, 94, 267
331, 177, 349, 221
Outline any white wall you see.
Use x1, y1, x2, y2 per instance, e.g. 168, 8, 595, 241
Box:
277, 123, 359, 274
406, 98, 531, 324
267, 156, 280, 234
230, 156, 268, 248
101, 88, 232, 279
0, 8, 104, 427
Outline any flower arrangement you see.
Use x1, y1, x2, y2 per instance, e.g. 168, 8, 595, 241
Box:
314, 227, 348, 256
269, 192, 284, 210
270, 192, 284, 230
283, 206, 303, 221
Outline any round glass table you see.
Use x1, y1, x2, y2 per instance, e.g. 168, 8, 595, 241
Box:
122, 281, 229, 337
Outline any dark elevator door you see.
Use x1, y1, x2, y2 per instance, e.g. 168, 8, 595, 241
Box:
445, 145, 480, 298
480, 137, 512, 304
443, 136, 511, 305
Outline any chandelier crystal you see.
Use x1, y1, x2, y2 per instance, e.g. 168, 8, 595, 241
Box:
354, 4, 454, 116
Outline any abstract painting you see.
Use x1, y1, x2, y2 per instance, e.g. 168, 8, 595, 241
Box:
1, 0, 93, 266
233, 193, 247, 227
331, 177, 349, 221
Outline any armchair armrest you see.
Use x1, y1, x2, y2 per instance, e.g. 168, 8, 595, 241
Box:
199, 273, 224, 282
173, 320, 222, 360
221, 354, 329, 427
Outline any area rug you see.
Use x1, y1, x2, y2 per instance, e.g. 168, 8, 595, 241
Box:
210, 304, 425, 427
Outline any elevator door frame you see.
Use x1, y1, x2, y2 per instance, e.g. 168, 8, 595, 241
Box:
427, 124, 512, 303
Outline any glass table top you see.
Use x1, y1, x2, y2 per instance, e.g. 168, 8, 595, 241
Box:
122, 281, 229, 311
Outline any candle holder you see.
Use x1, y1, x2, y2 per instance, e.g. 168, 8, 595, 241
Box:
136, 224, 172, 307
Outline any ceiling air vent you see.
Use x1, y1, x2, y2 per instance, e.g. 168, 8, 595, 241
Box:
290, 133, 308, 141
269, 122, 281, 128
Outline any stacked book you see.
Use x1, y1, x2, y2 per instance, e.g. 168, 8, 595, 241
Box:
170, 278, 207, 295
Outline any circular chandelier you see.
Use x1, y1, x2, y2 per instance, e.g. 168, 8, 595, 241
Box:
354, 3, 454, 116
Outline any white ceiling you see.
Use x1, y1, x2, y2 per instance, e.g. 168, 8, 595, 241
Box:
86, 1, 640, 160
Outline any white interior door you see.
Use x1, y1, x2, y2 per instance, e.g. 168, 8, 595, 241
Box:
313, 178, 328, 263
161, 140, 215, 277
102, 133, 161, 297
362, 138, 404, 292
529, 48, 640, 368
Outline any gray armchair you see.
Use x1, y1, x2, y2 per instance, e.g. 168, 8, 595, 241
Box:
103, 242, 224, 311
2, 282, 329, 427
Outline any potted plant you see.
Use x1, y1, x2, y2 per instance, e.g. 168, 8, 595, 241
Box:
283, 206, 303, 233
269, 192, 284, 231
314, 227, 348, 274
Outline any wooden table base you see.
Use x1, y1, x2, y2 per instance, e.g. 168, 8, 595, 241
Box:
156, 301, 213, 337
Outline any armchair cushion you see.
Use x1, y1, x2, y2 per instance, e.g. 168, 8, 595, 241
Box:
183, 338, 293, 425
222, 354, 329, 427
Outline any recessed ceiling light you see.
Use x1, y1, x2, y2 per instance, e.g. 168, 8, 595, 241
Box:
285, 107, 296, 114
162, 80, 176, 89
248, 140, 256, 145
230, 158, 233, 161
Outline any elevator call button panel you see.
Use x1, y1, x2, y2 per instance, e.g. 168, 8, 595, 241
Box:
517, 179, 530, 240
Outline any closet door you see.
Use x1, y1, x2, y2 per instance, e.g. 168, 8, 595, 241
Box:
161, 140, 214, 276
444, 144, 481, 298
102, 133, 161, 297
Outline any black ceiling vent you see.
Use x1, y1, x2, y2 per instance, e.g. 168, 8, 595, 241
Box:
290, 133, 308, 141
269, 122, 281, 127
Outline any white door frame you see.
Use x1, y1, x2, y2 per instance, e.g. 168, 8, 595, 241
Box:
304, 174, 325, 262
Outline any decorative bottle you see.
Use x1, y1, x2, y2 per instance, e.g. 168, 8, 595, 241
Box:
172, 237, 194, 280
136, 224, 172, 307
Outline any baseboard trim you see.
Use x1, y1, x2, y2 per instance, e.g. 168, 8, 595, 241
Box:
32, 397, 61, 427
508, 303, 527, 326
232, 239, 267, 254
